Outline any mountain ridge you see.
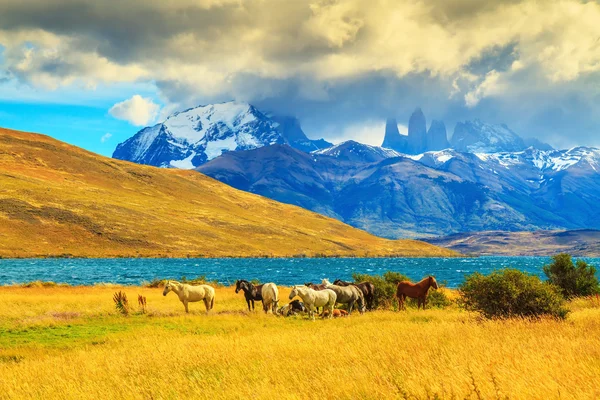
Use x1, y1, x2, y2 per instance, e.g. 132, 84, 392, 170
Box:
0, 127, 456, 258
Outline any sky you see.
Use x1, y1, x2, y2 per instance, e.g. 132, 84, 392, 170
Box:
1, 0, 600, 156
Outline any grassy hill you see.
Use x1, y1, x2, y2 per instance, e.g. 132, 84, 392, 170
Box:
0, 128, 456, 258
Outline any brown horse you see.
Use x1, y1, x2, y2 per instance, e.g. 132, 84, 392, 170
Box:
304, 282, 327, 291
396, 276, 438, 310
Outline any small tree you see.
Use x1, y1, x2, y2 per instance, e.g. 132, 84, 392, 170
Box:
543, 254, 600, 298
459, 269, 568, 319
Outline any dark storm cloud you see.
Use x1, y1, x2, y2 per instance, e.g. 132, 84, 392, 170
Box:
1, 0, 600, 148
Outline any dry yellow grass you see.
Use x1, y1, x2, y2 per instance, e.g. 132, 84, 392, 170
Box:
0, 285, 599, 399
0, 127, 455, 258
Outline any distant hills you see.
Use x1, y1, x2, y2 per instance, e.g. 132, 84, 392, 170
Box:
114, 102, 600, 239
425, 230, 600, 257
0, 127, 454, 258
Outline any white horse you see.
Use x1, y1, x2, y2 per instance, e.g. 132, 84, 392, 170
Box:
163, 281, 215, 314
261, 282, 279, 314
289, 285, 336, 320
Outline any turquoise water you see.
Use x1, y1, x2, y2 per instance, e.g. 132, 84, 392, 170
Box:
1, 256, 599, 288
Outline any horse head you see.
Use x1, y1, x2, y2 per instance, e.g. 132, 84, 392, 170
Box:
234, 279, 242, 293
321, 278, 332, 286
333, 279, 343, 286
304, 282, 313, 287
163, 280, 177, 296
429, 276, 439, 290
289, 285, 299, 300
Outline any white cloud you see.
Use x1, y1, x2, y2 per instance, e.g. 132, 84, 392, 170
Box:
100, 133, 112, 143
108, 95, 160, 126
323, 120, 408, 146
464, 70, 504, 108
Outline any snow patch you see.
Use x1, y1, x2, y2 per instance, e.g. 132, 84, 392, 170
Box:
169, 152, 197, 169
205, 136, 238, 160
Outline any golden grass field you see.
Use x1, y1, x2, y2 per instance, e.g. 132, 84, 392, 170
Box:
0, 285, 599, 399
0, 127, 455, 258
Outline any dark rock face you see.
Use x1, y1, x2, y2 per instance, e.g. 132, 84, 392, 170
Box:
382, 118, 408, 152
271, 115, 332, 152
450, 120, 526, 153
407, 108, 427, 154
426, 120, 450, 151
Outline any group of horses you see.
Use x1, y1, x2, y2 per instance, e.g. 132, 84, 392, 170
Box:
162, 276, 439, 319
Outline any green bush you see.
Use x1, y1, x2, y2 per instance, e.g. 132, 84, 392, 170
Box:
352, 271, 408, 309
543, 254, 599, 298
459, 269, 568, 319
351, 271, 450, 309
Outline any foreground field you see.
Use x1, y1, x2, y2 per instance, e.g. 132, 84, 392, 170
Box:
0, 285, 599, 399
0, 127, 455, 258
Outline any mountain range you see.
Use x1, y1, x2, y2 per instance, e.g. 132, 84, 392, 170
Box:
114, 102, 600, 239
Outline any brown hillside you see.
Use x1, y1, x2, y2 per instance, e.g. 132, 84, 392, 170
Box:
0, 128, 456, 258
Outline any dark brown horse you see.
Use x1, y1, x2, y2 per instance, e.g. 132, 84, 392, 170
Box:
333, 279, 376, 310
396, 276, 438, 310
235, 279, 264, 311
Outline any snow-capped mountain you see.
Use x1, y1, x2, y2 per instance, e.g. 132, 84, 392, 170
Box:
450, 119, 526, 153
197, 143, 600, 238
314, 140, 402, 163
113, 101, 331, 169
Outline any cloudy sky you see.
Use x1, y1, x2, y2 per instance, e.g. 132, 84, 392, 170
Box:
1, 0, 600, 155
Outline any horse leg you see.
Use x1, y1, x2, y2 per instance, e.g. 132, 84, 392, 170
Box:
203, 298, 210, 314
348, 300, 354, 315
328, 304, 334, 319
246, 299, 251, 312
422, 296, 427, 310
184, 300, 189, 313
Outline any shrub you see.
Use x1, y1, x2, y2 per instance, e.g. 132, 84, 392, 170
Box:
421, 288, 453, 309
543, 254, 599, 298
143, 278, 166, 288
137, 295, 147, 314
113, 291, 130, 316
459, 269, 568, 319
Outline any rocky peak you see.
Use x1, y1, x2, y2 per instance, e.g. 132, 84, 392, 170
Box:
382, 117, 408, 152
408, 107, 427, 154
427, 120, 450, 151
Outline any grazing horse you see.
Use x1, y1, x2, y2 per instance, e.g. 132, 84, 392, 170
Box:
235, 280, 279, 313
163, 281, 215, 313
396, 276, 439, 310
261, 282, 279, 314
289, 285, 336, 320
235, 279, 264, 311
322, 279, 365, 315
277, 299, 308, 316
333, 279, 376, 311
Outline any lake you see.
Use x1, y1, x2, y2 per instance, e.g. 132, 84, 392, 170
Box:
1, 256, 599, 288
